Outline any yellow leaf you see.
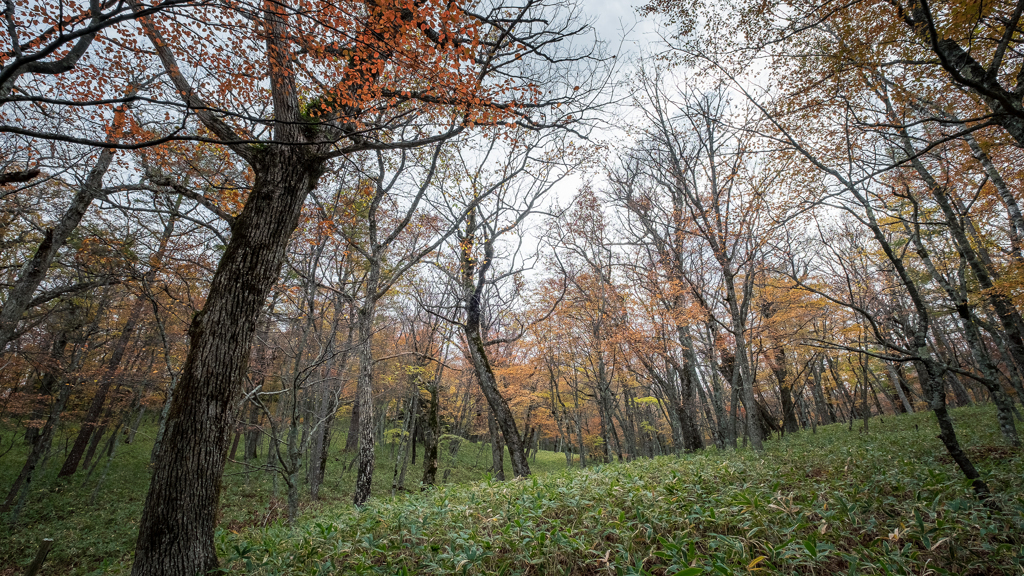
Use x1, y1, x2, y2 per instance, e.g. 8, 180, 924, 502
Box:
747, 556, 767, 570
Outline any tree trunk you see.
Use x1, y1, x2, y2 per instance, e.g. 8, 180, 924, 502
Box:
810, 358, 835, 424
463, 322, 530, 478
131, 148, 325, 576
421, 372, 440, 487
353, 270, 381, 506
770, 349, 797, 434
487, 410, 505, 480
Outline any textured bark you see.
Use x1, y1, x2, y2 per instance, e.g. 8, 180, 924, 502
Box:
676, 328, 706, 451
809, 358, 835, 424
353, 273, 380, 506
723, 271, 763, 450
772, 348, 799, 434
962, 133, 1024, 259
465, 328, 530, 477
902, 12, 1024, 148
344, 395, 360, 452
421, 374, 440, 487
676, 367, 704, 451
131, 148, 325, 576
893, 129, 1018, 444
594, 354, 621, 462
459, 213, 530, 478
487, 410, 506, 480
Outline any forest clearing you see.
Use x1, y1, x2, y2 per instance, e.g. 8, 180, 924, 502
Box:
2, 407, 1021, 574
4, 0, 1024, 572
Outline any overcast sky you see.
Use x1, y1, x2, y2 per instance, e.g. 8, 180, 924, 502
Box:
584, 0, 662, 55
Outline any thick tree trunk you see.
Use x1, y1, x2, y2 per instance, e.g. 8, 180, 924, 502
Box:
131, 148, 324, 576
676, 328, 706, 451
487, 410, 506, 480
353, 271, 380, 506
465, 329, 530, 476
676, 370, 704, 451
810, 358, 835, 424
421, 374, 440, 487
771, 349, 798, 434
344, 396, 360, 452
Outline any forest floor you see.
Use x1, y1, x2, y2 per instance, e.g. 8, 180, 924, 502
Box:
2, 405, 1023, 575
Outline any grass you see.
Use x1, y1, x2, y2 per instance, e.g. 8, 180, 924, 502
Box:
3, 405, 1024, 575
0, 418, 565, 575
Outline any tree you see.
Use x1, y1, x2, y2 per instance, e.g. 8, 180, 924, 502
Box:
114, 0, 602, 571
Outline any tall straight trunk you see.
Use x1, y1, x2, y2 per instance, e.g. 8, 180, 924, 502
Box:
487, 410, 505, 480
595, 354, 621, 462
421, 370, 441, 487
676, 366, 704, 451
344, 396, 360, 452
810, 358, 835, 424
722, 269, 762, 450
131, 148, 325, 576
704, 330, 732, 447
353, 263, 381, 506
392, 385, 419, 491
676, 327, 706, 451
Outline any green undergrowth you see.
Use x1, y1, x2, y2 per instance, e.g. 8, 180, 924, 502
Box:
212, 406, 1024, 576
2, 406, 1023, 574
0, 420, 565, 575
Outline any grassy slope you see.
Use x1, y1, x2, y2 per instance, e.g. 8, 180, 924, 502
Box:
216, 406, 1023, 576
3, 406, 1023, 575
0, 419, 565, 574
